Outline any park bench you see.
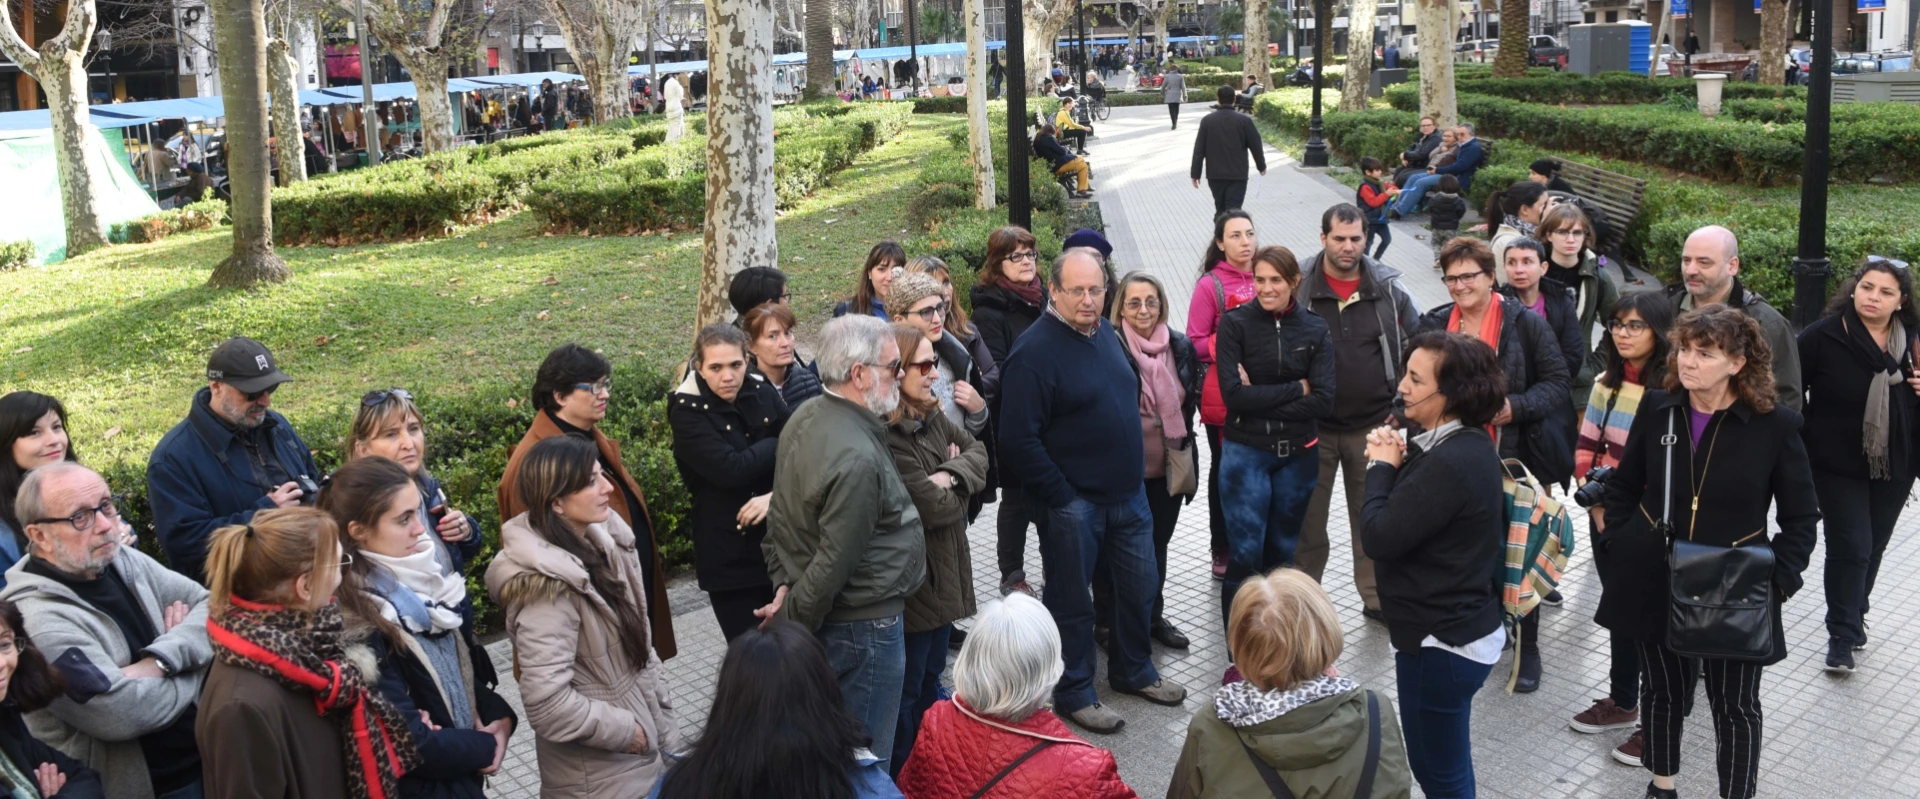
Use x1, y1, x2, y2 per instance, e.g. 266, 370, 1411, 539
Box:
1554, 158, 1648, 257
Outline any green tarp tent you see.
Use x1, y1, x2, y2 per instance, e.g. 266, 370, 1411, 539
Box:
0, 125, 161, 265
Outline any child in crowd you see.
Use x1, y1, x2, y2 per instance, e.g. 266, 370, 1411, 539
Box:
1426, 174, 1468, 267
1355, 157, 1399, 261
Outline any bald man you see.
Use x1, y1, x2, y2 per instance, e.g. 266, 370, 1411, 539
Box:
1663, 225, 1802, 410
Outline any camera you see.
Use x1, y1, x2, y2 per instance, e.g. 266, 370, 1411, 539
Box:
1573, 465, 1613, 508
294, 474, 322, 504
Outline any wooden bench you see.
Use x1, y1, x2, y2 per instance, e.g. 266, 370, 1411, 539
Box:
1554, 159, 1648, 255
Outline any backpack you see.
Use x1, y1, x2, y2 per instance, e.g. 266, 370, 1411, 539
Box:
1498, 459, 1575, 693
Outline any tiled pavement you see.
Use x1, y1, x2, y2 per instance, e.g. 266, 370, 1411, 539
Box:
483, 104, 1920, 797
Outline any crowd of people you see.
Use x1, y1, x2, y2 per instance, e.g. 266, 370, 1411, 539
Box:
0, 180, 1910, 799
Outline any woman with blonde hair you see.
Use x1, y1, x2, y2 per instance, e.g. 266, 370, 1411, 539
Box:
197, 507, 423, 799
348, 388, 482, 575
1168, 569, 1411, 798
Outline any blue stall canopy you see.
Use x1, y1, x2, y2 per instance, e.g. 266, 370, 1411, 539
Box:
463, 71, 587, 89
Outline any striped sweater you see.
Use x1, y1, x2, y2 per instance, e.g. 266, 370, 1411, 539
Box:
1574, 372, 1649, 480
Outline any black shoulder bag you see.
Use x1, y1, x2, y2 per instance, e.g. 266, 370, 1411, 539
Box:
1239, 691, 1383, 799
967, 741, 1054, 799
1660, 407, 1778, 662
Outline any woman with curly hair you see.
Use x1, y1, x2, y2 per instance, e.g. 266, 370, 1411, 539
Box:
1597, 305, 1820, 799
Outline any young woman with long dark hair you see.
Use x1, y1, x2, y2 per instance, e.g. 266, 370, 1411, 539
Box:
0, 392, 81, 585
0, 598, 104, 797
837, 241, 907, 319
319, 458, 517, 799
651, 620, 901, 799
1187, 210, 1258, 580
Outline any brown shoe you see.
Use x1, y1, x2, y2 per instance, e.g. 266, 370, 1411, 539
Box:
1611, 729, 1645, 767
1570, 697, 1639, 734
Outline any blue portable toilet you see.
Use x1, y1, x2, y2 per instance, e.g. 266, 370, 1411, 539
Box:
1625, 21, 1653, 74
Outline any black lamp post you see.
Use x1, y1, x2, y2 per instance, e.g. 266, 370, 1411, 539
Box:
1790, 0, 1834, 329
1007, 0, 1032, 229
1076, 0, 1088, 84
1302, 0, 1330, 166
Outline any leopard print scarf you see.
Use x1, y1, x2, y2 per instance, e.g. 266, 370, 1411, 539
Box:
210, 596, 422, 799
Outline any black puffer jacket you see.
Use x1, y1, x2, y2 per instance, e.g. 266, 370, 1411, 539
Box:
1499, 278, 1584, 380
970, 282, 1047, 370
0, 706, 102, 798
1418, 295, 1574, 484
1215, 300, 1337, 454
667, 369, 791, 593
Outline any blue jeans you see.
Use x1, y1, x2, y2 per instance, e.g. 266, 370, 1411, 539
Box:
1218, 440, 1320, 631
1395, 646, 1493, 799
891, 623, 952, 774
817, 615, 907, 774
1040, 489, 1161, 713
1394, 172, 1444, 215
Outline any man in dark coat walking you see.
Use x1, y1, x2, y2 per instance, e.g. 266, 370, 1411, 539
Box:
1190, 85, 1267, 217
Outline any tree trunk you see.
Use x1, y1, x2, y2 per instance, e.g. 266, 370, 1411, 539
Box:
1759, 0, 1789, 85
1416, 0, 1456, 126
806, 0, 834, 95
699, 0, 778, 328
0, 0, 110, 256
408, 60, 456, 153
1340, 0, 1378, 110
208, 0, 291, 287
267, 38, 306, 186
1244, 0, 1270, 87
1492, 0, 1529, 76
1153, 5, 1168, 61
547, 0, 641, 125
1023, 0, 1075, 94
965, 0, 995, 209
1650, 0, 1672, 75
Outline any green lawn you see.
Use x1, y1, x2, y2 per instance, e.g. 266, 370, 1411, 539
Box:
1, 113, 969, 479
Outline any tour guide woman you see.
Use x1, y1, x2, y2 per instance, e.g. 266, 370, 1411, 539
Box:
1599, 305, 1819, 799
1799, 257, 1920, 675
1359, 331, 1506, 799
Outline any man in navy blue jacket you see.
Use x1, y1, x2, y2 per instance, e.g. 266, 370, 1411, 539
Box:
147, 337, 320, 583
997, 249, 1188, 735
1392, 121, 1486, 216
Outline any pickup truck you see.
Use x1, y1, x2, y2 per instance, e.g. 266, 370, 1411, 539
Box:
1529, 35, 1568, 69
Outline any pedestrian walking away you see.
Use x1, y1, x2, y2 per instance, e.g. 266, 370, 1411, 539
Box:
1190, 86, 1267, 217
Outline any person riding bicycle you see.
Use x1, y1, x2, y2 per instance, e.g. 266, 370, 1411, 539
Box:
1083, 70, 1108, 102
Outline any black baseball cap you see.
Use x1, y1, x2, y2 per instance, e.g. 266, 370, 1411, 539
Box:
206, 337, 293, 394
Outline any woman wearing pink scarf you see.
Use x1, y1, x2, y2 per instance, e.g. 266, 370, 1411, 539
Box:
1107, 272, 1203, 650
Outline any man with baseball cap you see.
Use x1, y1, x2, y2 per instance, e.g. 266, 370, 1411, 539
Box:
147, 337, 320, 583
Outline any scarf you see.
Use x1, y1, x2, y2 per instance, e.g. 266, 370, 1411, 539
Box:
0, 747, 36, 799
1850, 312, 1909, 480
1448, 301, 1505, 354
1503, 215, 1537, 239
1122, 322, 1189, 439
1214, 675, 1360, 728
210, 597, 422, 799
363, 541, 468, 636
1005, 276, 1046, 308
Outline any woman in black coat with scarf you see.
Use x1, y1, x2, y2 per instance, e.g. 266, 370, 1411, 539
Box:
669, 324, 792, 641
970, 225, 1049, 594
1797, 256, 1920, 674
1600, 305, 1819, 799
0, 599, 104, 798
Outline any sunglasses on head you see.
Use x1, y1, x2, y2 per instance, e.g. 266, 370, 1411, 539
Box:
361, 387, 415, 407
1867, 255, 1911, 271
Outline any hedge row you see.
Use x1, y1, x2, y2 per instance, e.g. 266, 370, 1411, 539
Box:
1441, 70, 1804, 105
272, 121, 664, 244
1381, 85, 1919, 186
109, 192, 228, 244
1, 239, 35, 270
899, 107, 1080, 279
527, 102, 914, 234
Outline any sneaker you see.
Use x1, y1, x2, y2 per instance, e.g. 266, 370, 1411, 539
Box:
1612, 729, 1645, 767
1570, 698, 1639, 734
1211, 550, 1227, 580
1119, 679, 1188, 707
999, 571, 1038, 599
1541, 589, 1564, 607
1361, 607, 1385, 623
1066, 703, 1125, 734
1825, 637, 1857, 674
1856, 620, 1870, 651
1644, 781, 1678, 799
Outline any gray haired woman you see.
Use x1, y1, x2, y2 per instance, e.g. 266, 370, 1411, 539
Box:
895, 594, 1135, 798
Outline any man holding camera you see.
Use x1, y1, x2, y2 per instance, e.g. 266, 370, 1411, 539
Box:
148, 337, 320, 583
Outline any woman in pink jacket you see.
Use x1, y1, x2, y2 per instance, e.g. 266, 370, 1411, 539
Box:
1186, 209, 1259, 580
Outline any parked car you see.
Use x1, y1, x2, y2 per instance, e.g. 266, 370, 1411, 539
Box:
1531, 35, 1569, 70
1834, 51, 1914, 74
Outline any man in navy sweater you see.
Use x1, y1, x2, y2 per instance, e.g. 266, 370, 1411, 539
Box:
998, 249, 1189, 734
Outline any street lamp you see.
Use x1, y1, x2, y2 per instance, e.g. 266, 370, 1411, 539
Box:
1302, 0, 1330, 167
1790, 0, 1834, 329
94, 30, 113, 102
1007, 0, 1031, 229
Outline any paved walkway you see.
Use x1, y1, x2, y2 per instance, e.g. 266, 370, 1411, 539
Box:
482, 104, 1920, 798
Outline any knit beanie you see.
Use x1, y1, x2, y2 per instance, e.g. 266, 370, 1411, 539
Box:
887, 270, 946, 319
1062, 228, 1113, 261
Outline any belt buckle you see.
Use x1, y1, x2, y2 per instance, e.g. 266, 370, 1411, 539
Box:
1275, 441, 1293, 457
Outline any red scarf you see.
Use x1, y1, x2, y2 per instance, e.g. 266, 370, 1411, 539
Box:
1448, 302, 1505, 438
210, 596, 421, 799
1005, 276, 1047, 307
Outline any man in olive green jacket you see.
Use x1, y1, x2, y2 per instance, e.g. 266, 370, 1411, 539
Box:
760, 314, 926, 774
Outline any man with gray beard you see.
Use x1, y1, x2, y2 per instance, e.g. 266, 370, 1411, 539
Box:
759, 314, 926, 774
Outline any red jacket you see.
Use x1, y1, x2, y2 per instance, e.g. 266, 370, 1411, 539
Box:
898, 699, 1138, 799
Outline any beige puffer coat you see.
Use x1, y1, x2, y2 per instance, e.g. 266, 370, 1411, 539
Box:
487, 512, 678, 799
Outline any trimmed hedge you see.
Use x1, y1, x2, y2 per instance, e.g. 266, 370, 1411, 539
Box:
109, 193, 229, 244
903, 108, 1074, 276
1431, 71, 1805, 106
528, 102, 914, 234
0, 239, 32, 271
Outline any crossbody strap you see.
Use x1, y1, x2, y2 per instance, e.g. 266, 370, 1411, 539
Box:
1237, 733, 1297, 799
1355, 691, 1383, 798
969, 741, 1054, 799
1660, 407, 1678, 528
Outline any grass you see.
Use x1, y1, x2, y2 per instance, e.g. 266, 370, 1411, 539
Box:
0, 114, 971, 476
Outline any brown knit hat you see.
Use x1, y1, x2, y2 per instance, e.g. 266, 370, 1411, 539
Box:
886, 270, 945, 319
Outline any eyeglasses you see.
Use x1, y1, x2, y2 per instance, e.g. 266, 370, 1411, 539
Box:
572, 379, 613, 396
1608, 319, 1654, 335
1440, 272, 1487, 287
1548, 228, 1587, 239
911, 301, 949, 322
906, 358, 940, 377
32, 495, 123, 533
779, 291, 794, 302
1006, 250, 1039, 263
361, 387, 414, 407
1124, 297, 1162, 311
1867, 255, 1911, 271
861, 358, 903, 377
243, 385, 278, 402
1058, 286, 1108, 301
